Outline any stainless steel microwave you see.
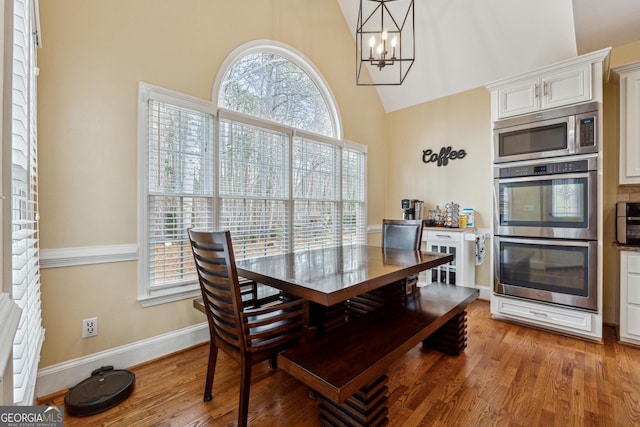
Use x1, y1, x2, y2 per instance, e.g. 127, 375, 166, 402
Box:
617, 202, 640, 245
493, 102, 598, 163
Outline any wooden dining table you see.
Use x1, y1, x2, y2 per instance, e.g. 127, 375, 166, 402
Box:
235, 244, 475, 426
235, 244, 454, 307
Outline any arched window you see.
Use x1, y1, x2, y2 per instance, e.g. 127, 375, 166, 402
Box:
215, 41, 340, 138
138, 41, 366, 305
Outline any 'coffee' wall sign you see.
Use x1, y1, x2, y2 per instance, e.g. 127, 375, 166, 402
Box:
422, 146, 466, 167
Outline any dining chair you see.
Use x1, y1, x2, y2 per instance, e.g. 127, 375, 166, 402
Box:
381, 219, 424, 251
188, 229, 308, 427
348, 219, 424, 317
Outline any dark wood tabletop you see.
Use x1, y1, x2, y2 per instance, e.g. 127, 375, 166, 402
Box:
236, 244, 454, 306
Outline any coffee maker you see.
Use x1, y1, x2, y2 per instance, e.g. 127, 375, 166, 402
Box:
401, 199, 423, 220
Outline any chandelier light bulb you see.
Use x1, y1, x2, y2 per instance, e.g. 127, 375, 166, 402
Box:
368, 36, 376, 58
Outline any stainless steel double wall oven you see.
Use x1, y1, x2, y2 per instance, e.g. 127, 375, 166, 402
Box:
492, 102, 599, 311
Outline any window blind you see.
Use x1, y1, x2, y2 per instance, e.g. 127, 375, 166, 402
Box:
147, 100, 214, 291
342, 148, 367, 246
218, 119, 289, 258
293, 136, 340, 250
10, 0, 44, 405
140, 56, 368, 300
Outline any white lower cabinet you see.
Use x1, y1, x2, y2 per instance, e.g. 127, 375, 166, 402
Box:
620, 250, 640, 345
422, 229, 476, 287
491, 294, 601, 339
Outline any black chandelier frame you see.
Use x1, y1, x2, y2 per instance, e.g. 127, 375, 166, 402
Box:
356, 0, 415, 86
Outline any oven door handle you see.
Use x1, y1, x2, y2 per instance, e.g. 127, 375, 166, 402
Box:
497, 236, 592, 247
495, 171, 592, 183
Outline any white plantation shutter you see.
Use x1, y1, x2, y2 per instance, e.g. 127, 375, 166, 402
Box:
293, 136, 340, 250
9, 0, 44, 405
342, 147, 367, 246
218, 117, 290, 258
146, 99, 214, 294
140, 51, 367, 301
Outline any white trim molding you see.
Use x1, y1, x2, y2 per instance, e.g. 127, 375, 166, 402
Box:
40, 244, 139, 269
36, 322, 209, 398
1, 294, 22, 404
367, 224, 382, 234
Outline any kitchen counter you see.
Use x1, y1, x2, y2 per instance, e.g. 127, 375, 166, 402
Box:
615, 242, 640, 252
423, 226, 477, 233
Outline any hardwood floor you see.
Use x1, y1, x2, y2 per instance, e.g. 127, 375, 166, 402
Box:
40, 300, 640, 426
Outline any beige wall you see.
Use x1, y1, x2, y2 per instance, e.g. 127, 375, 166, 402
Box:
37, 0, 640, 370
37, 0, 387, 367
384, 87, 493, 289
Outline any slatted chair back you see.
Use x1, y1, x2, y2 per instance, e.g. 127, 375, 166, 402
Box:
188, 228, 309, 427
188, 229, 245, 356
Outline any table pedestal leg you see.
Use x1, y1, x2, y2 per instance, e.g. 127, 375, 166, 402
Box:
317, 375, 389, 427
422, 308, 468, 355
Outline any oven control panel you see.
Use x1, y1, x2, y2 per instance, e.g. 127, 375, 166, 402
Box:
579, 117, 596, 147
497, 159, 590, 178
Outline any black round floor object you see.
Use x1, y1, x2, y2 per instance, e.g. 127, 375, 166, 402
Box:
64, 366, 135, 416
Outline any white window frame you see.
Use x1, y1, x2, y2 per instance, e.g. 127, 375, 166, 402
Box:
3, 0, 44, 405
137, 83, 217, 306
212, 39, 343, 139
137, 42, 367, 306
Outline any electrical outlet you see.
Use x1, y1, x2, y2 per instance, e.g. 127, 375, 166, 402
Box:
82, 317, 98, 338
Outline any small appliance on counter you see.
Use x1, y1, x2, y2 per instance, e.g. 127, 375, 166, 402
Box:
617, 202, 640, 245
401, 198, 423, 220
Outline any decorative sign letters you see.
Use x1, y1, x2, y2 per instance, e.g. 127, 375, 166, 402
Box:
422, 146, 466, 167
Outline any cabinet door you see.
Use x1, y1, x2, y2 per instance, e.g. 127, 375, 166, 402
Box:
424, 242, 458, 285
541, 64, 591, 110
620, 69, 640, 184
620, 251, 640, 343
495, 78, 540, 119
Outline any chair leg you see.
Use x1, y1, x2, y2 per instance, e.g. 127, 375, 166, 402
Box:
238, 363, 252, 427
204, 342, 218, 402
268, 356, 277, 370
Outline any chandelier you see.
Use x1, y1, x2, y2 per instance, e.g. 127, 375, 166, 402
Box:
356, 0, 415, 86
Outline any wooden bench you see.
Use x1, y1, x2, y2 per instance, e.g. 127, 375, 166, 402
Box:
277, 283, 479, 427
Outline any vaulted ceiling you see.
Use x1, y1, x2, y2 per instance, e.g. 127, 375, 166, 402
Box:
336, 0, 640, 112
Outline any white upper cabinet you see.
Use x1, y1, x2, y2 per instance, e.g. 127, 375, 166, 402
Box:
494, 77, 539, 118
613, 61, 640, 184
541, 64, 591, 110
487, 48, 611, 121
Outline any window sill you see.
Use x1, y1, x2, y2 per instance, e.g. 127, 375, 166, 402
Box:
138, 285, 200, 308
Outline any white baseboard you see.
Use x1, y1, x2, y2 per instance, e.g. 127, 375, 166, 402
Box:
36, 322, 209, 398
